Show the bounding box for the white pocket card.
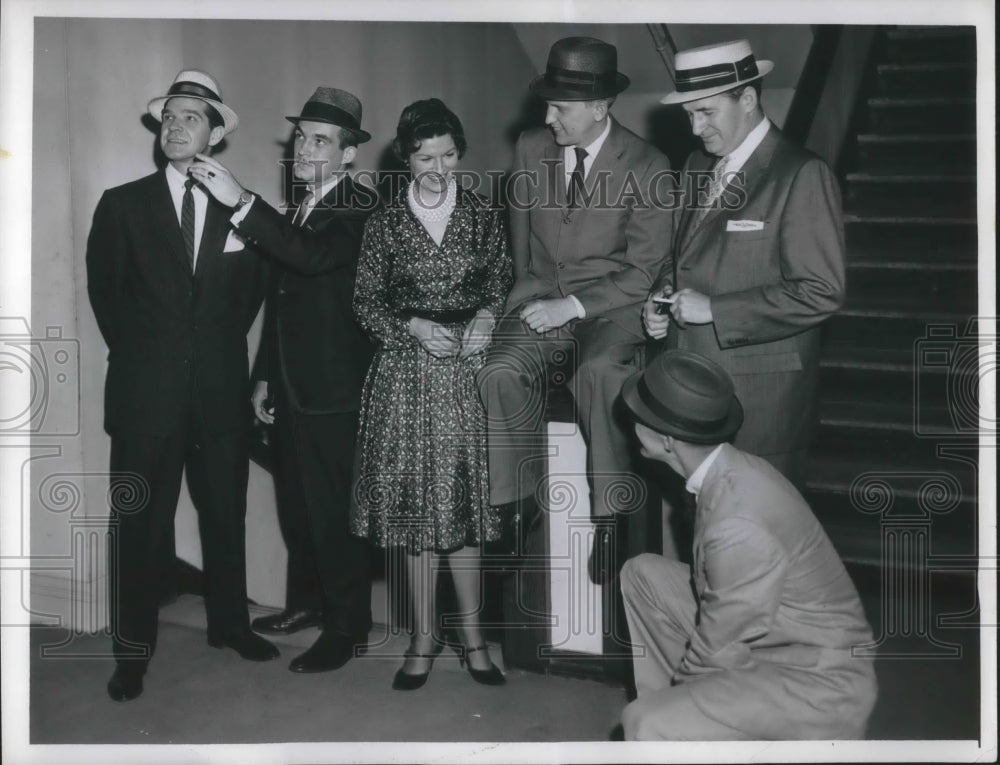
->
[726,219,765,232]
[222,230,247,253]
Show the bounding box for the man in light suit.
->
[617,350,877,740]
[190,87,377,673]
[86,70,276,703]
[644,40,846,488]
[479,37,673,577]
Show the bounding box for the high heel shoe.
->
[392,638,445,691]
[458,644,506,686]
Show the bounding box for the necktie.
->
[181,179,196,270]
[693,155,730,229]
[292,189,313,227]
[568,147,588,208]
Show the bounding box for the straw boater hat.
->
[621,350,744,445]
[148,69,239,135]
[286,87,371,143]
[530,36,631,101]
[661,39,774,105]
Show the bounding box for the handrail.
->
[646,24,678,87]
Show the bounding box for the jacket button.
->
[557,263,565,270]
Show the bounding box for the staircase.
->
[807,26,982,568]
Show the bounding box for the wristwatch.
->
[233,190,254,212]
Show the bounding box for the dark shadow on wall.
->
[646,104,699,171]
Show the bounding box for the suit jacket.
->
[506,119,673,338]
[679,444,876,738]
[657,127,846,456]
[86,170,268,438]
[238,176,375,415]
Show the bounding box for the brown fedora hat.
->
[621,350,743,444]
[530,36,630,101]
[286,87,371,143]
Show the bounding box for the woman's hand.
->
[459,311,495,359]
[409,317,460,358]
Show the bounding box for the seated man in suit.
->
[478,36,673,581]
[617,349,877,740]
[189,87,376,673]
[86,69,276,703]
[643,39,846,489]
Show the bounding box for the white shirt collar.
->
[720,116,770,176]
[685,443,725,499]
[563,116,612,179]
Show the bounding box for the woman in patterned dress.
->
[351,99,512,690]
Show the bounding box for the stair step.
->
[884,26,977,65]
[805,453,977,505]
[845,218,978,262]
[875,62,976,97]
[854,134,976,174]
[866,97,976,135]
[844,174,976,218]
[844,262,978,309]
[823,311,974,350]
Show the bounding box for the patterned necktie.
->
[693,155,730,229]
[181,179,196,270]
[568,147,588,208]
[292,189,313,227]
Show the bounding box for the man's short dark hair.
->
[725,81,763,101]
[391,98,467,163]
[337,127,367,151]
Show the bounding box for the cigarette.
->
[654,295,678,304]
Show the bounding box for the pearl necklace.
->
[408,177,456,223]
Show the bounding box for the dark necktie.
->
[292,189,313,227]
[568,147,588,208]
[181,178,196,270]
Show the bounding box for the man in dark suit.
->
[86,69,277,703]
[617,350,876,740]
[189,87,376,673]
[478,37,673,579]
[644,40,846,488]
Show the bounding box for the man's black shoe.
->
[288,629,367,673]
[251,608,323,635]
[107,665,144,702]
[208,629,280,661]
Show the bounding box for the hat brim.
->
[620,370,744,445]
[148,95,239,136]
[285,115,371,143]
[660,60,773,105]
[529,72,631,102]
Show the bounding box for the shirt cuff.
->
[568,295,586,319]
[229,195,256,226]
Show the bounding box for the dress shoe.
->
[208,629,280,661]
[456,644,506,686]
[288,629,365,673]
[251,608,323,635]
[107,665,144,702]
[392,637,446,691]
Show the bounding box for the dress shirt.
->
[165,163,207,268]
[231,171,347,227]
[718,116,771,182]
[685,443,725,499]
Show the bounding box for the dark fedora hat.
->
[286,87,371,143]
[621,350,743,444]
[530,36,630,101]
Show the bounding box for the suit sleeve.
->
[352,213,418,349]
[234,196,367,276]
[673,517,788,684]
[710,158,846,347]
[85,191,124,351]
[571,151,674,318]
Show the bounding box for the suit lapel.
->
[193,194,231,280]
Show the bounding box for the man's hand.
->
[459,311,495,359]
[643,286,672,339]
[520,297,579,334]
[188,153,244,208]
[668,288,713,328]
[251,380,274,425]
[409,317,460,358]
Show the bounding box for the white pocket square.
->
[222,230,246,253]
[727,219,764,232]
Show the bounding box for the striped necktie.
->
[181,179,196,270]
[693,155,730,229]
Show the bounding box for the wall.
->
[29,18,537,622]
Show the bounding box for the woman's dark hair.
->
[391,98,467,163]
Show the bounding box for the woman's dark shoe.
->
[391,638,445,691]
[459,644,506,686]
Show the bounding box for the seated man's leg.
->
[621,684,753,741]
[619,553,696,696]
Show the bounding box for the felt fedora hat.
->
[286,87,371,143]
[661,39,774,105]
[530,36,630,101]
[148,69,239,135]
[621,350,743,444]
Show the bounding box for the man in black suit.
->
[189,87,376,672]
[86,69,277,703]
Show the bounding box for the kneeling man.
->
[618,350,877,740]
